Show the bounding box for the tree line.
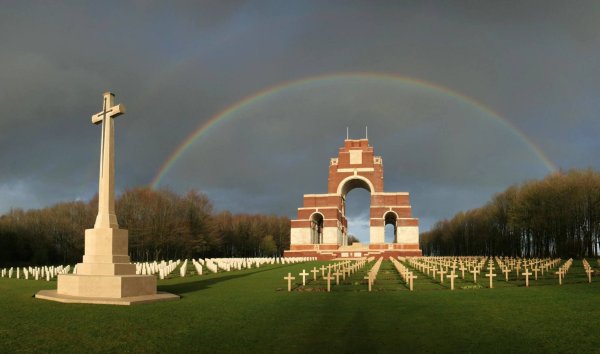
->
[0,188,290,267]
[421,169,600,258]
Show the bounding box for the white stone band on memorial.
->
[36,92,179,305]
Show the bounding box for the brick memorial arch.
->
[284,137,422,260]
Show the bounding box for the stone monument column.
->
[36,92,179,305]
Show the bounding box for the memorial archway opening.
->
[286,137,422,259]
[384,211,398,243]
[310,212,324,244]
[343,181,371,244]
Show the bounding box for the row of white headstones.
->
[1,257,316,281]
[0,265,71,281]
[136,257,316,279]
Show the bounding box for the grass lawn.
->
[1,259,598,353]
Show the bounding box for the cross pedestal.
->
[36,92,179,305]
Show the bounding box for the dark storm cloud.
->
[1,1,600,236]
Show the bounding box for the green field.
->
[1,259,598,353]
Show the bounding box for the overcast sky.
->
[2,1,600,242]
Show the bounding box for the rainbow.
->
[150,72,557,188]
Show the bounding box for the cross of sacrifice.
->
[310,267,319,281]
[485,267,497,288]
[323,272,334,292]
[299,269,309,286]
[447,271,458,290]
[91,92,125,229]
[522,268,532,287]
[284,273,295,292]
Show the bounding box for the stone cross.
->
[584,268,594,283]
[555,269,564,285]
[320,265,326,278]
[522,268,532,287]
[323,272,334,292]
[532,267,539,281]
[344,268,351,279]
[333,271,341,285]
[406,272,417,291]
[91,92,125,229]
[459,264,466,279]
[485,268,496,288]
[299,269,309,286]
[447,271,458,290]
[502,268,511,281]
[310,267,319,281]
[364,273,375,292]
[284,273,295,292]
[470,268,478,283]
[438,268,447,283]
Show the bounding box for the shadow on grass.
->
[304,303,378,353]
[339,308,378,353]
[158,265,294,296]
